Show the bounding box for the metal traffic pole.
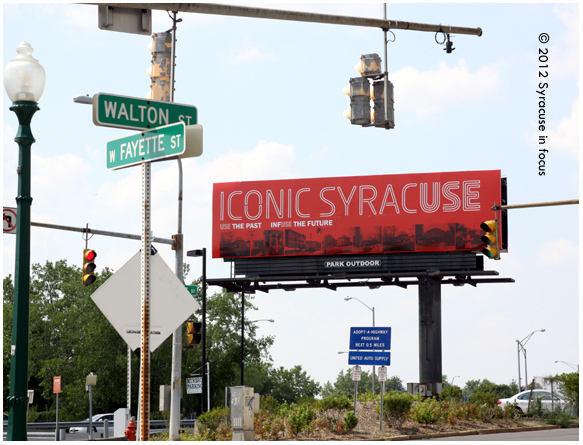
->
[138,158,152,441]
[168,10,185,441]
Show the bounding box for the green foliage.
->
[468,390,499,407]
[321,370,403,399]
[285,404,317,436]
[545,406,574,428]
[556,372,579,409]
[343,411,358,431]
[411,398,441,424]
[259,394,280,414]
[266,365,321,404]
[316,394,352,419]
[440,385,463,402]
[382,391,413,428]
[197,406,230,439]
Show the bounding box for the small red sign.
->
[53,376,61,394]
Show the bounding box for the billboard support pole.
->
[418,276,442,386]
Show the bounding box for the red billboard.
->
[212,170,503,259]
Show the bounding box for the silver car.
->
[497,390,567,413]
[69,413,114,434]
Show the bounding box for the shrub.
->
[411,398,441,424]
[545,407,573,428]
[197,406,230,439]
[440,385,463,402]
[335,419,347,434]
[285,404,316,436]
[316,395,352,420]
[468,391,499,407]
[260,394,280,413]
[382,391,413,428]
[255,410,285,440]
[343,411,358,431]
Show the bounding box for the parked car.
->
[3,413,8,427]
[498,390,567,413]
[69,413,114,434]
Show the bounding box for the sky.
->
[2,2,580,397]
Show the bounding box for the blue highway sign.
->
[348,351,391,366]
[349,327,391,350]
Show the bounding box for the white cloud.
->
[551,5,579,77]
[231,44,277,63]
[537,238,578,267]
[391,59,499,117]
[545,98,580,160]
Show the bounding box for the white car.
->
[69,413,114,434]
[497,390,567,413]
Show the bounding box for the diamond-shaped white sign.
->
[91,251,200,351]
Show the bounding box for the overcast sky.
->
[3,2,580,394]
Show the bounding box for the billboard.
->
[212,170,503,259]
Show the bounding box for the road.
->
[429,427,578,441]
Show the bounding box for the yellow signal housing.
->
[480,220,499,259]
[82,249,97,286]
[187,321,202,347]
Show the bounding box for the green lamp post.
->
[4,41,45,441]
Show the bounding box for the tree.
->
[180,282,275,413]
[3,261,277,420]
[556,372,578,411]
[265,365,321,404]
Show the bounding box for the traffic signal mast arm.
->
[491,199,578,211]
[87,3,483,36]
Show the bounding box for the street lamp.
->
[186,248,207,413]
[516,329,545,391]
[86,372,98,440]
[4,41,46,442]
[345,296,376,394]
[554,361,579,372]
[451,375,460,386]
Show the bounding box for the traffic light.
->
[186,320,202,347]
[82,249,97,286]
[480,220,499,259]
[146,31,172,101]
[344,53,394,129]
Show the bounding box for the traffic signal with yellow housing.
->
[344,54,394,129]
[82,249,97,286]
[146,32,172,102]
[480,220,499,259]
[187,320,202,347]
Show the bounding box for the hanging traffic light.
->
[146,31,172,101]
[372,80,395,129]
[82,249,97,286]
[186,320,202,347]
[480,220,499,259]
[344,53,394,129]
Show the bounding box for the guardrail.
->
[25,419,196,429]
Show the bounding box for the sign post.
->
[351,366,361,415]
[53,376,61,441]
[378,367,387,431]
[186,377,202,394]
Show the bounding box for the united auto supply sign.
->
[212,170,502,259]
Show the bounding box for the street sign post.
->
[93,93,197,131]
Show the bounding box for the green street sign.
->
[106,122,186,170]
[93,93,197,131]
[186,285,198,296]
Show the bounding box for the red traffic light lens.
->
[85,250,96,261]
